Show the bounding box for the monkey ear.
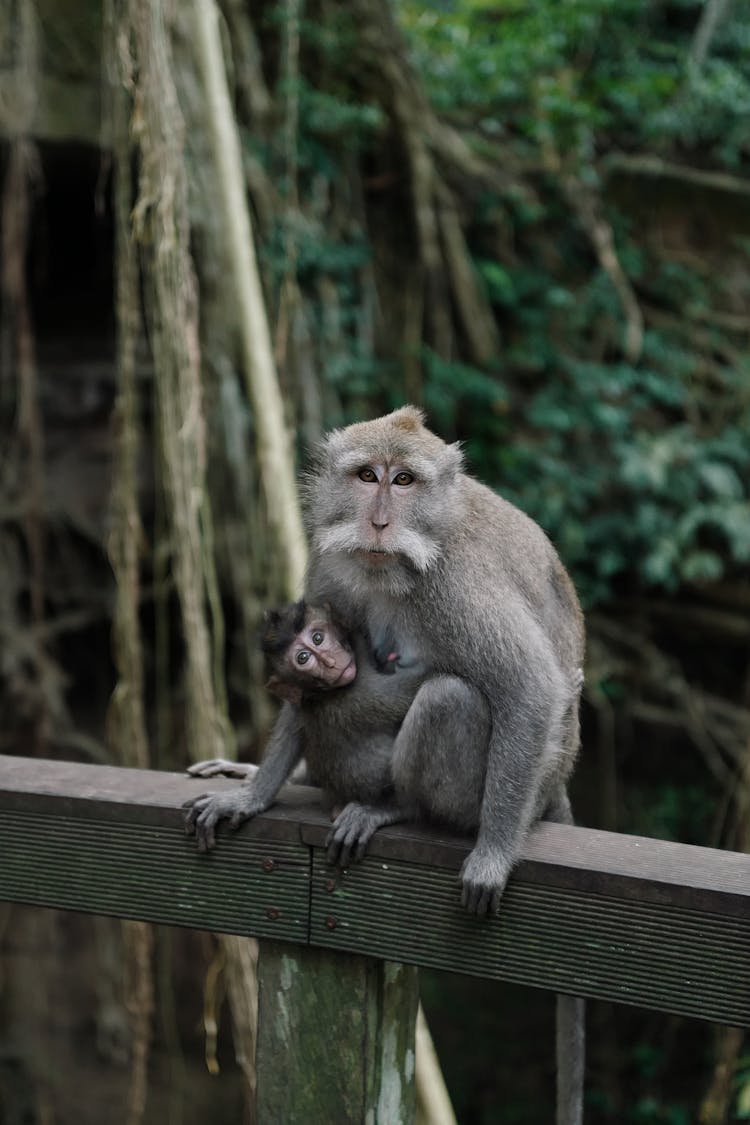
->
[444,441,464,474]
[265,677,303,706]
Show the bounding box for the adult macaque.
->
[186,406,584,903]
[185,406,585,1124]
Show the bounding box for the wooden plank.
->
[256,943,418,1125]
[301,818,750,920]
[1,756,748,1026]
[309,849,750,1027]
[0,756,314,943]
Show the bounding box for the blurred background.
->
[0,0,748,1121]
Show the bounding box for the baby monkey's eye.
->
[311,632,324,645]
[358,467,378,483]
[296,650,311,665]
[393,471,414,486]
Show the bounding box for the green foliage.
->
[628,1099,691,1125]
[459,238,750,605]
[625,783,715,846]
[392,0,750,604]
[402,0,750,165]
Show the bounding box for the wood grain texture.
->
[1,755,748,1025]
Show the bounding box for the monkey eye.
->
[358,467,378,483]
[393,471,414,486]
[311,631,324,646]
[296,650,311,665]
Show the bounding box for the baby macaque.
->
[187,602,414,805]
[261,601,357,704]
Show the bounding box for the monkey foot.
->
[458,848,512,915]
[326,801,399,867]
[183,788,265,852]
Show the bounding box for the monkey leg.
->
[391,675,490,832]
[326,801,411,867]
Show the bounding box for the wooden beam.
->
[0,755,748,1026]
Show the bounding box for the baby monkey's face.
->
[285,608,357,691]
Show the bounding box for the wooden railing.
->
[1,754,748,1121]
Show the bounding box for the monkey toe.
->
[183,794,232,851]
[326,828,354,867]
[326,804,376,866]
[182,795,206,834]
[459,850,510,915]
[460,880,493,915]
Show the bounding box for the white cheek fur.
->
[313,522,441,575]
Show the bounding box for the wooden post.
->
[256,942,419,1125]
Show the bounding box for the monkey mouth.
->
[356,547,395,565]
[335,659,357,686]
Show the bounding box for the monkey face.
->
[306,407,464,586]
[279,608,356,695]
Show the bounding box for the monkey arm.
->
[184,703,302,851]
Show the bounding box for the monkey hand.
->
[187,759,259,780]
[459,846,512,916]
[183,787,266,852]
[326,802,393,867]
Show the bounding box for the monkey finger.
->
[326,824,358,867]
[185,795,224,851]
[229,808,250,831]
[337,829,359,868]
[326,815,351,857]
[183,794,210,834]
[325,829,344,866]
[196,811,218,851]
[459,876,485,915]
[327,840,347,867]
[475,885,493,915]
[460,880,476,912]
[187,760,223,777]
